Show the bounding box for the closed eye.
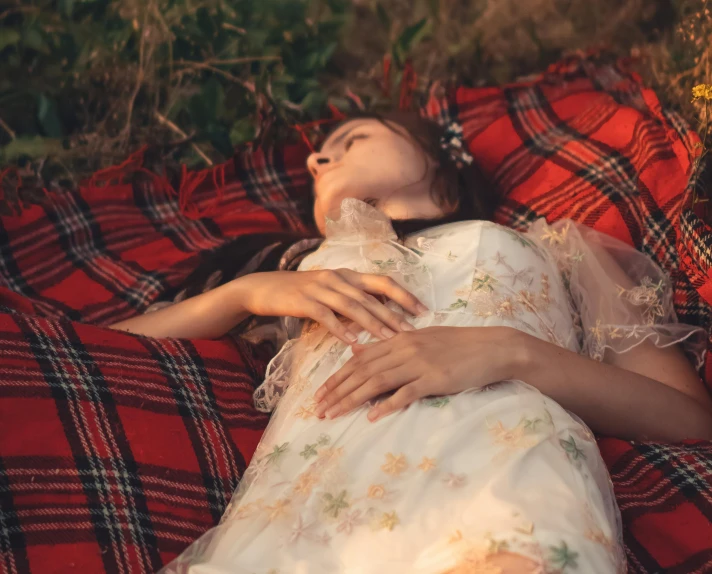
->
[345,134,369,151]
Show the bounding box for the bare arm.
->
[109,269,430,342]
[519,331,712,442]
[109,279,252,339]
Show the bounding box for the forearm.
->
[511,331,712,442]
[109,279,252,339]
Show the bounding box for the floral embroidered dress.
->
[165,199,705,574]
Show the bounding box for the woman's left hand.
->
[313,326,525,422]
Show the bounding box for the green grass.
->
[0,0,708,213]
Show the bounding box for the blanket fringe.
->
[83,146,232,220]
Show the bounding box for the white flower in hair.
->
[440,121,473,167]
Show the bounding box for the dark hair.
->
[172,111,498,303]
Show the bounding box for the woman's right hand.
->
[236,269,429,345]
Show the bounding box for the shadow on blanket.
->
[1,54,712,573]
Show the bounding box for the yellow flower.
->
[367,484,386,499]
[448,529,463,544]
[417,457,437,471]
[378,511,400,531]
[292,471,320,495]
[265,498,291,521]
[381,453,408,476]
[692,84,712,102]
[317,446,344,464]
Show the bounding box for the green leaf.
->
[0,29,21,52]
[37,94,64,138]
[0,137,63,163]
[376,2,391,30]
[318,41,337,67]
[395,17,431,54]
[23,26,49,54]
[206,127,233,158]
[201,76,225,120]
[427,0,440,20]
[59,0,75,18]
[196,7,214,38]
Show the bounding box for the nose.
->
[307,153,333,177]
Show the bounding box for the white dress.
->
[164,199,705,574]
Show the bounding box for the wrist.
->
[498,327,541,381]
[224,274,256,319]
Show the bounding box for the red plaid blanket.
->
[1,54,711,573]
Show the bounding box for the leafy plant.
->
[0,0,349,203]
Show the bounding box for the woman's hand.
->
[313,326,523,421]
[237,269,429,345]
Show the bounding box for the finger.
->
[368,381,426,422]
[335,282,416,335]
[312,286,399,342]
[314,351,404,416]
[321,364,417,420]
[313,341,392,402]
[339,269,429,317]
[306,303,361,345]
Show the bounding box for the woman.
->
[111,112,712,573]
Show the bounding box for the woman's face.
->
[308,118,446,235]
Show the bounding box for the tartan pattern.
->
[0,54,711,572]
[0,304,270,573]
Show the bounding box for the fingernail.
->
[381,327,396,339]
[345,331,358,343]
[400,321,414,331]
[416,303,429,315]
[325,405,341,419]
[314,402,327,417]
[367,409,379,422]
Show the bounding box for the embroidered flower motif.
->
[336,509,363,535]
[516,289,537,312]
[442,472,467,488]
[287,514,317,544]
[291,375,311,394]
[231,499,264,521]
[265,442,290,464]
[418,457,437,471]
[448,298,469,310]
[381,453,409,476]
[244,456,271,482]
[472,272,497,292]
[448,530,463,544]
[292,471,320,495]
[560,436,587,463]
[540,222,570,246]
[496,298,516,318]
[625,324,644,338]
[295,403,317,419]
[549,541,579,570]
[265,498,292,521]
[422,396,450,408]
[377,511,400,531]
[316,446,345,465]
[488,418,540,452]
[416,236,434,251]
[367,484,386,499]
[616,277,665,325]
[589,318,605,346]
[300,443,319,459]
[321,490,350,518]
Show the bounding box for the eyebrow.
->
[325,126,354,148]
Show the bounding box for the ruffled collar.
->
[324,198,398,243]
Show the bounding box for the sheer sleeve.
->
[527,219,706,369]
